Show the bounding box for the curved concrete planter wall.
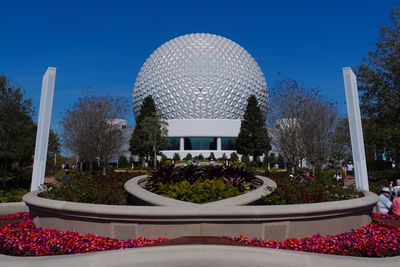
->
[23,191,378,241]
[124,175,276,206]
[0,245,397,267]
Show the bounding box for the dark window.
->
[221,137,236,150]
[163,137,180,150]
[184,137,217,150]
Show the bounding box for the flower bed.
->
[0,212,29,227]
[226,222,400,257]
[372,213,399,220]
[0,213,167,256]
[147,165,259,204]
[1,212,399,257]
[0,212,29,220]
[372,213,400,227]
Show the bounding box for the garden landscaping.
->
[38,166,364,205]
[261,171,364,205]
[39,171,148,205]
[0,212,399,257]
[146,165,259,204]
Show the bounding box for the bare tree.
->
[270,79,306,173]
[270,79,338,173]
[61,94,127,174]
[300,92,338,172]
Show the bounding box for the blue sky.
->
[0,0,396,133]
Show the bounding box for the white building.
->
[132,33,269,158]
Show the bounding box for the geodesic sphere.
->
[133,33,268,119]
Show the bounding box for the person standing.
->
[346,161,354,176]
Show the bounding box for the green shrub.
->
[277,154,285,169]
[40,171,148,205]
[160,153,169,166]
[183,153,192,161]
[173,153,181,161]
[261,171,363,205]
[367,160,391,171]
[156,179,241,204]
[230,152,239,163]
[118,155,129,168]
[208,152,216,161]
[219,153,228,161]
[0,188,28,203]
[370,169,400,183]
[241,154,250,165]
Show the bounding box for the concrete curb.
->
[0,244,398,267]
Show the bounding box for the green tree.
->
[230,152,239,163]
[118,155,129,168]
[241,154,250,165]
[236,95,271,158]
[0,75,36,190]
[358,7,400,161]
[129,96,168,167]
[46,129,61,174]
[173,153,181,161]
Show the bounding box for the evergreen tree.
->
[358,7,400,161]
[129,96,168,167]
[173,153,181,161]
[241,154,250,166]
[230,152,239,163]
[236,95,271,158]
[118,155,129,168]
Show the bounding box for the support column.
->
[342,67,369,191]
[217,137,222,151]
[180,137,184,151]
[31,67,56,191]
